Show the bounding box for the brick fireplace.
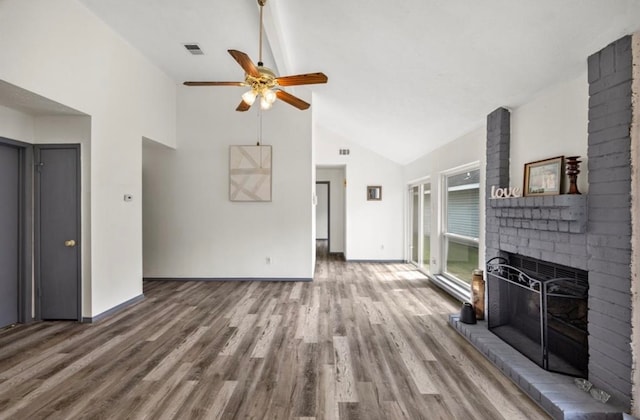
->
[475,34,637,416]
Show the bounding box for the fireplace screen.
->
[487,256,588,377]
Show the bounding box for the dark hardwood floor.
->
[0,240,549,419]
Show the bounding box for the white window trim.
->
[440,161,480,177]
[447,183,480,192]
[443,232,479,246]
[408,185,421,266]
[439,162,481,291]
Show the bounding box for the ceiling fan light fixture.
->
[263,89,277,105]
[241,90,257,105]
[260,96,273,110]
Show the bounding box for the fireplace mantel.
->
[489,194,587,233]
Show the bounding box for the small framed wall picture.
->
[367,185,382,201]
[523,156,563,196]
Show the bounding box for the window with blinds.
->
[447,188,479,238]
[443,168,480,284]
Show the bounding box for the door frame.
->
[316,181,330,251]
[0,137,34,324]
[407,184,421,265]
[34,144,82,322]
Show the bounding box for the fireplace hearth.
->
[486,255,588,378]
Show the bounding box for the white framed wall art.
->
[229,145,272,202]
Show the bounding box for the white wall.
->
[404,127,486,273]
[316,167,345,253]
[0,0,177,317]
[0,105,35,142]
[511,72,589,193]
[142,87,314,279]
[315,126,404,260]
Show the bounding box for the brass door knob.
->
[64,240,76,247]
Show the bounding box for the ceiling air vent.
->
[183,43,204,55]
[339,149,350,155]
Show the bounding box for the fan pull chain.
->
[257,106,262,146]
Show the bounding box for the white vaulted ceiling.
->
[79,0,640,164]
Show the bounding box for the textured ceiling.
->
[79,0,640,164]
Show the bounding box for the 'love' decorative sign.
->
[490,185,521,198]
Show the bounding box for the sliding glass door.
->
[408,181,432,273]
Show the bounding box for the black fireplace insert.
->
[487,255,588,377]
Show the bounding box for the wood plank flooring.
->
[0,242,550,419]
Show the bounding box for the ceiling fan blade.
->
[276,72,328,87]
[236,100,251,112]
[228,49,260,78]
[183,81,245,86]
[276,90,310,110]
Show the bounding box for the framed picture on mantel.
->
[523,156,563,196]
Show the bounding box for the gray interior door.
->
[37,145,80,320]
[0,143,20,327]
[316,182,329,240]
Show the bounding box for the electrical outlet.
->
[266,257,272,265]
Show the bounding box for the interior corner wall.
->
[315,126,404,261]
[510,72,589,193]
[142,87,314,279]
[0,105,35,141]
[0,0,177,317]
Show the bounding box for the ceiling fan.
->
[183,0,328,112]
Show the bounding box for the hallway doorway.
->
[316,166,346,257]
